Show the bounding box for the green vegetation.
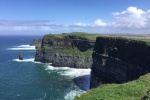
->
[96,34,150,43]
[37,32,96,56]
[68,32,101,41]
[43,46,54,51]
[43,32,102,41]
[37,46,92,56]
[74,73,150,100]
[37,46,56,51]
[37,32,150,56]
[43,32,150,44]
[57,48,92,56]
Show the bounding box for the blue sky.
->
[0,0,150,35]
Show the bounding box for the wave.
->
[12,58,35,62]
[64,90,85,100]
[45,65,91,78]
[45,65,69,70]
[12,58,41,63]
[61,68,91,77]
[7,45,35,50]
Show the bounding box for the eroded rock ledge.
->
[90,36,150,88]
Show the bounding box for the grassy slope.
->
[74,73,150,100]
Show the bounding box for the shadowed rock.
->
[73,75,91,91]
[90,37,150,88]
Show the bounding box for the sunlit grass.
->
[74,73,150,100]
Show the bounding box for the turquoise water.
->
[0,36,90,100]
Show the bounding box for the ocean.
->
[0,35,91,100]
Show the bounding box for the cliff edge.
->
[90,36,150,88]
[75,36,150,100]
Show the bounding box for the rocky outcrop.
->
[30,39,42,46]
[19,52,23,60]
[35,34,95,68]
[90,37,150,88]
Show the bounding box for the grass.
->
[96,34,150,43]
[43,32,102,41]
[57,48,92,56]
[37,46,93,56]
[37,32,98,55]
[37,46,54,51]
[37,32,150,56]
[74,73,150,100]
[44,32,150,43]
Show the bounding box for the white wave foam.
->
[64,90,85,100]
[12,58,43,64]
[12,58,35,62]
[61,68,91,77]
[34,61,42,64]
[7,45,35,50]
[44,65,90,99]
[46,65,91,78]
[46,65,69,70]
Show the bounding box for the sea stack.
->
[19,52,23,60]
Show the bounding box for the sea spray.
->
[45,65,91,78]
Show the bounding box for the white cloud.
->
[93,19,107,26]
[113,7,144,15]
[111,6,150,29]
[1,6,150,35]
[74,19,107,27]
[74,22,88,27]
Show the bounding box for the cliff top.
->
[43,32,102,41]
[37,32,96,55]
[96,35,150,44]
[74,73,150,100]
[44,32,150,43]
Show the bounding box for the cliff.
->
[30,38,42,46]
[75,73,150,100]
[75,36,150,100]
[35,33,98,68]
[90,37,150,88]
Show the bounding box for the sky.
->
[0,0,150,35]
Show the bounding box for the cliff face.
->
[90,37,150,88]
[35,34,95,68]
[35,51,92,68]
